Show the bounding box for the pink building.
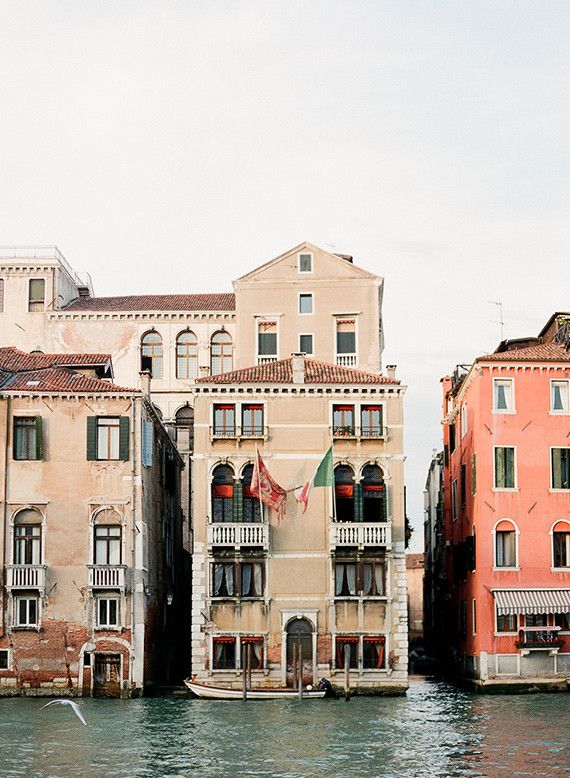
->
[437,313,570,689]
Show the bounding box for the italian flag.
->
[294,446,334,514]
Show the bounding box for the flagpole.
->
[331,442,337,522]
[255,446,264,523]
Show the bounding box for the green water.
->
[0,680,568,777]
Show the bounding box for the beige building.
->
[0,348,183,696]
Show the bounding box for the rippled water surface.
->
[1,680,569,777]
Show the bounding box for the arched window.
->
[210,331,233,375]
[175,405,194,448]
[335,465,355,522]
[93,508,122,565]
[494,520,517,568]
[242,464,261,523]
[176,331,198,379]
[362,465,386,523]
[212,464,234,523]
[13,509,42,565]
[553,521,570,568]
[141,332,163,378]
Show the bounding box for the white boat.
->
[184,678,326,700]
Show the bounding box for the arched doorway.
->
[286,618,313,687]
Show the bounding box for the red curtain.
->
[213,484,233,498]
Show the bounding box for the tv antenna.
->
[488,300,505,341]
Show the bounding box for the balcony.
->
[208,523,269,550]
[211,426,268,441]
[336,354,357,368]
[5,564,47,592]
[516,626,563,655]
[240,426,268,441]
[331,426,386,440]
[257,356,277,365]
[211,426,237,440]
[87,565,128,590]
[330,522,391,550]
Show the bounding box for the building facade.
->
[431,314,570,688]
[0,349,183,696]
[190,354,408,692]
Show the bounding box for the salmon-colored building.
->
[434,313,570,689]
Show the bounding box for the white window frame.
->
[14,594,40,628]
[255,317,279,364]
[460,404,468,437]
[492,519,519,570]
[298,292,314,315]
[550,520,570,570]
[298,252,313,274]
[298,332,314,355]
[550,446,570,491]
[333,314,358,366]
[95,595,121,630]
[494,606,519,636]
[550,380,569,415]
[210,401,267,439]
[492,445,518,491]
[493,377,515,413]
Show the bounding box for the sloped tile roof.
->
[0,368,134,393]
[62,293,235,312]
[197,357,400,385]
[0,347,111,372]
[477,342,570,363]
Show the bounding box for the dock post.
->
[344,644,351,701]
[242,643,247,701]
[298,640,303,700]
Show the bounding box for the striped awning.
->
[493,589,570,616]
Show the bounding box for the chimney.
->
[139,369,151,397]
[386,364,397,380]
[291,353,305,384]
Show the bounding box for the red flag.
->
[250,451,287,522]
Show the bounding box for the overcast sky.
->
[1,1,569,550]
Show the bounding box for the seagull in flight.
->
[41,699,87,725]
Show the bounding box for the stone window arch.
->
[212,464,235,522]
[210,331,233,376]
[141,331,163,378]
[176,330,198,379]
[13,508,43,565]
[334,464,355,522]
[361,464,386,522]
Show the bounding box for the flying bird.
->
[41,699,87,725]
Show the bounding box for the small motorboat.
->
[184,678,326,700]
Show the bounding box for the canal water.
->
[0,680,568,777]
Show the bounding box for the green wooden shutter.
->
[354,482,363,522]
[119,416,130,461]
[233,481,243,523]
[34,416,43,460]
[86,417,97,461]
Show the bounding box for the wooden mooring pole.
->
[298,640,303,700]
[242,643,247,701]
[344,643,351,701]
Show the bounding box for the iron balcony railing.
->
[211,426,268,440]
[87,565,128,590]
[329,522,391,550]
[331,426,386,440]
[5,564,47,592]
[208,522,269,550]
[516,626,563,650]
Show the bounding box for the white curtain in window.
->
[346,564,356,595]
[253,563,262,596]
[214,565,223,596]
[363,564,372,595]
[374,565,384,595]
[225,564,234,596]
[242,564,252,596]
[335,565,344,596]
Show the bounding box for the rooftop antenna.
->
[489,300,505,341]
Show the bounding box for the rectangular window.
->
[494,447,516,489]
[15,596,38,627]
[493,378,514,412]
[551,381,569,413]
[299,253,312,272]
[299,333,313,355]
[0,649,8,669]
[554,612,570,631]
[335,637,358,669]
[257,321,277,361]
[553,531,570,568]
[360,405,383,437]
[460,464,466,507]
[240,562,264,597]
[241,404,264,437]
[551,448,570,489]
[96,597,119,628]
[13,417,42,460]
[495,530,516,567]
[451,479,458,520]
[212,563,236,597]
[332,405,355,436]
[96,417,120,460]
[212,637,236,669]
[362,637,385,669]
[496,610,517,633]
[94,526,121,565]
[361,561,385,596]
[449,423,456,454]
[299,293,313,314]
[335,562,357,596]
[460,404,468,437]
[14,524,42,565]
[28,278,45,311]
[336,320,356,358]
[213,404,236,437]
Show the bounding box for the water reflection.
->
[0,681,568,777]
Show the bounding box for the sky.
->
[1,1,569,551]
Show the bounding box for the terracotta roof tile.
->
[197,357,399,385]
[477,342,570,362]
[0,368,134,394]
[0,347,111,372]
[62,293,235,312]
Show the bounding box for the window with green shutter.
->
[119,416,130,461]
[13,417,42,460]
[494,447,515,488]
[87,416,129,461]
